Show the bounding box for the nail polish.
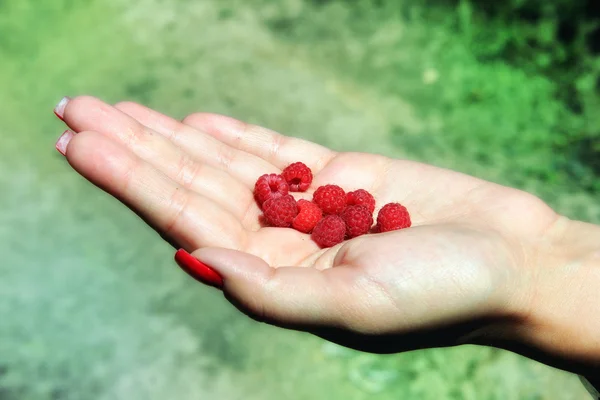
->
[55,130,74,156]
[174,249,224,289]
[54,96,71,120]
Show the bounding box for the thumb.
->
[174,248,346,330]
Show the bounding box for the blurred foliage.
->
[257,0,600,193]
[445,0,600,191]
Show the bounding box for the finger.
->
[112,101,278,185]
[61,96,255,221]
[65,131,245,249]
[190,247,354,330]
[182,113,336,172]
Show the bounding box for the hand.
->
[55,96,582,366]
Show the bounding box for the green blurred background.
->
[1,0,599,398]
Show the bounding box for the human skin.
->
[54,96,600,384]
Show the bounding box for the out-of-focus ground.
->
[0,0,598,399]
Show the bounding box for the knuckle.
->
[217,144,236,170]
[117,157,139,197]
[182,113,204,126]
[175,154,202,189]
[114,101,139,111]
[269,132,285,161]
[163,187,190,238]
[247,268,279,324]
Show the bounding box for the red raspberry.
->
[346,189,376,214]
[292,200,323,233]
[254,173,289,207]
[311,215,346,248]
[282,162,313,192]
[263,195,298,227]
[340,205,373,238]
[376,203,411,233]
[313,184,346,215]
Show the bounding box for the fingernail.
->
[174,249,224,289]
[55,130,74,156]
[54,96,71,120]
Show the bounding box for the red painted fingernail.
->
[174,249,224,289]
[55,130,74,156]
[54,96,71,120]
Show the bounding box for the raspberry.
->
[341,205,373,238]
[313,184,346,215]
[376,203,411,233]
[311,215,346,248]
[346,189,376,214]
[282,162,313,192]
[254,173,289,208]
[263,195,298,227]
[292,200,323,233]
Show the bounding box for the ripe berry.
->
[341,205,373,238]
[292,200,323,233]
[313,184,346,215]
[263,195,298,227]
[254,173,289,207]
[346,189,376,214]
[282,162,313,192]
[311,215,346,248]
[376,203,411,233]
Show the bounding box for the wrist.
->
[529,216,600,368]
[476,215,600,375]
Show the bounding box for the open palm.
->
[58,96,556,351]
